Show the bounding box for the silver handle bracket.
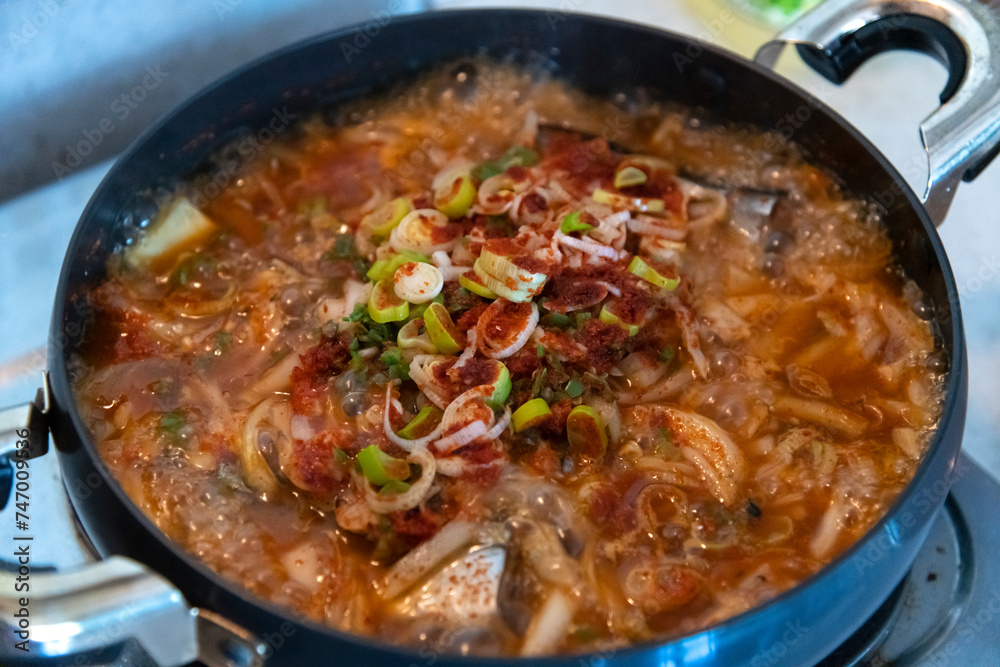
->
[755,0,1000,226]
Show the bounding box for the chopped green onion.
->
[659,347,674,363]
[544,312,571,329]
[379,480,412,496]
[368,280,409,324]
[362,197,413,238]
[501,145,539,169]
[473,247,548,303]
[485,362,512,409]
[160,410,187,444]
[473,145,539,181]
[459,271,499,299]
[565,378,584,398]
[537,344,545,358]
[593,188,665,213]
[393,261,444,304]
[560,211,594,234]
[367,250,431,282]
[423,302,464,354]
[599,303,640,336]
[397,406,443,440]
[380,347,410,380]
[331,233,358,260]
[512,398,551,432]
[531,367,548,398]
[614,165,648,189]
[628,256,680,290]
[566,405,608,459]
[357,444,410,486]
[434,174,477,219]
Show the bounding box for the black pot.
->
[20,2,1000,665]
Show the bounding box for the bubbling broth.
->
[73,62,943,656]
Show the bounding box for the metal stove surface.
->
[838,454,1000,666]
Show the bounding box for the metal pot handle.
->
[755,0,1000,226]
[0,383,267,667]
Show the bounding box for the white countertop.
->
[0,0,997,572]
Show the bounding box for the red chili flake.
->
[504,343,542,379]
[576,320,629,374]
[481,299,533,347]
[290,336,350,414]
[589,483,637,536]
[289,432,340,495]
[540,137,616,195]
[389,505,450,546]
[539,398,572,438]
[456,358,500,389]
[430,222,465,244]
[455,302,490,333]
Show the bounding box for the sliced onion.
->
[452,329,478,372]
[383,380,444,452]
[382,520,478,598]
[434,457,467,477]
[165,282,237,318]
[678,179,728,227]
[441,385,494,430]
[627,216,686,241]
[487,407,512,440]
[439,265,468,281]
[595,280,622,298]
[602,210,632,227]
[363,447,437,514]
[555,231,626,261]
[432,160,475,191]
[435,420,490,455]
[436,455,505,478]
[521,591,574,657]
[477,172,530,215]
[478,301,539,359]
[431,250,452,267]
[409,355,454,409]
[397,319,437,354]
[240,398,282,495]
[390,208,461,254]
[474,269,535,303]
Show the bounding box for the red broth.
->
[72,63,943,656]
